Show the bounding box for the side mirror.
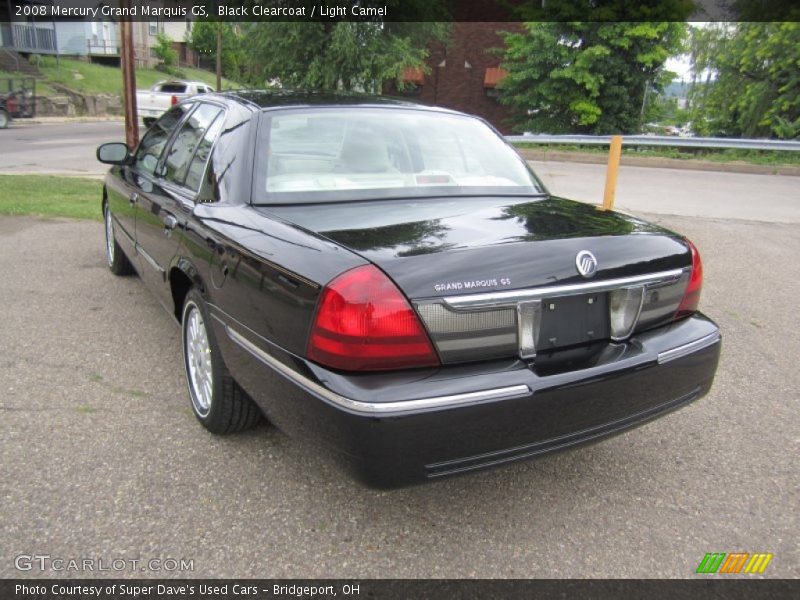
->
[97,142,131,165]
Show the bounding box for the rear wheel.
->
[182,288,262,434]
[0,109,9,129]
[104,202,135,275]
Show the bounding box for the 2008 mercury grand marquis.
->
[97,91,720,487]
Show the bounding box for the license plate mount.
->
[537,292,610,349]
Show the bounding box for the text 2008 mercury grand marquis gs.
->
[97,91,720,487]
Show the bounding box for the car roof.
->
[157,80,213,87]
[207,89,462,115]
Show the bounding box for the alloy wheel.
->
[104,206,115,266]
[184,303,214,416]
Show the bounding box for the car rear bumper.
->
[211,310,720,488]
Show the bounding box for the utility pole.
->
[216,22,222,91]
[120,16,139,148]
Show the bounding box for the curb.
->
[517,149,800,177]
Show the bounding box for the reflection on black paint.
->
[326,219,451,256]
[293,196,667,258]
[498,197,647,239]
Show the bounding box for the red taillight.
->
[170,95,178,106]
[6,96,17,113]
[675,238,703,320]
[307,265,439,371]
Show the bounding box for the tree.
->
[188,21,245,85]
[153,33,178,69]
[241,21,448,92]
[499,22,687,134]
[684,23,726,135]
[693,23,800,139]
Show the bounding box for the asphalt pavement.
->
[0,120,125,177]
[0,121,798,579]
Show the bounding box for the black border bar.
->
[5,0,800,22]
[2,579,799,600]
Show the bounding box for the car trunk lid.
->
[258,196,692,363]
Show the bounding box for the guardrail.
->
[506,134,800,152]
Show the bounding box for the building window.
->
[148,22,158,36]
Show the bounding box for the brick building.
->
[384,23,523,134]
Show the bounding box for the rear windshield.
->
[159,83,187,93]
[253,108,543,204]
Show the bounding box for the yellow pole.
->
[601,135,623,211]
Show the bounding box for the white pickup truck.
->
[137,80,215,127]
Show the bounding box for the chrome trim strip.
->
[657,332,721,364]
[135,244,165,274]
[114,216,135,246]
[443,268,686,310]
[224,325,532,414]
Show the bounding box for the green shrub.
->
[153,33,178,68]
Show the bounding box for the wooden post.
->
[120,17,139,149]
[216,23,222,92]
[601,135,622,211]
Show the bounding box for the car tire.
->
[182,288,262,434]
[0,109,9,129]
[104,202,135,276]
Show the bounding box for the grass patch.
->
[513,143,800,167]
[34,58,240,97]
[0,175,101,221]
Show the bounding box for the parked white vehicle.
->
[137,81,215,127]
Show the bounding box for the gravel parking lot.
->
[1,208,797,579]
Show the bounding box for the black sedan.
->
[97,91,720,487]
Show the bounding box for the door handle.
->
[129,192,138,205]
[163,214,178,233]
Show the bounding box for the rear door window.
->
[184,114,226,193]
[162,103,224,189]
